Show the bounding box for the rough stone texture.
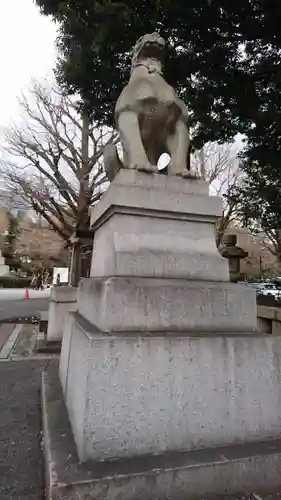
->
[78,277,258,333]
[44,361,281,500]
[90,211,229,281]
[60,313,281,463]
[89,172,227,284]
[84,170,257,334]
[90,169,213,229]
[107,168,209,193]
[59,311,74,394]
[0,359,50,500]
[61,169,261,495]
[47,286,77,342]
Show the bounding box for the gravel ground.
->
[0,359,50,500]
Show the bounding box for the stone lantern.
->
[220,234,248,282]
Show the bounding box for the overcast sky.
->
[0,0,57,127]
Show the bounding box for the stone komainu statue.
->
[104,32,194,181]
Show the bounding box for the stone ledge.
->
[42,362,281,500]
[110,169,209,194]
[78,277,257,333]
[36,339,61,354]
[258,306,281,322]
[49,285,78,304]
[90,170,222,229]
[71,310,260,339]
[90,212,229,280]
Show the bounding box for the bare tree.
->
[0,82,118,285]
[16,215,66,274]
[191,142,242,246]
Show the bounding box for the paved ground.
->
[0,298,49,322]
[0,295,51,499]
[0,288,50,301]
[0,359,50,500]
[0,359,281,500]
[0,324,15,350]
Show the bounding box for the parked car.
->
[258,283,281,299]
[246,282,265,296]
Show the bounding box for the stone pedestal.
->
[47,285,77,342]
[52,170,281,497]
[61,313,281,463]
[59,171,262,463]
[89,170,229,282]
[0,249,9,276]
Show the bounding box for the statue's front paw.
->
[178,170,201,179]
[136,164,157,174]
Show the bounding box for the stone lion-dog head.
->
[131,32,165,72]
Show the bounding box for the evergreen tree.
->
[35,0,281,148]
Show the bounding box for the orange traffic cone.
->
[24,288,30,299]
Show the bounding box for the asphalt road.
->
[0,289,50,322]
[0,359,50,500]
[0,288,50,301]
[0,291,51,499]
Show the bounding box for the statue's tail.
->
[103,143,123,182]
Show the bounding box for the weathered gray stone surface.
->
[90,212,229,280]
[45,360,281,499]
[106,168,209,192]
[90,170,229,281]
[90,171,222,227]
[60,313,281,463]
[59,160,265,500]
[47,285,77,342]
[59,310,74,395]
[78,277,257,333]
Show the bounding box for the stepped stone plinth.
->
[43,31,281,500]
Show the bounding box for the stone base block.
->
[36,339,61,354]
[43,361,281,500]
[78,277,257,333]
[0,264,10,276]
[89,170,229,282]
[60,312,281,463]
[47,285,77,342]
